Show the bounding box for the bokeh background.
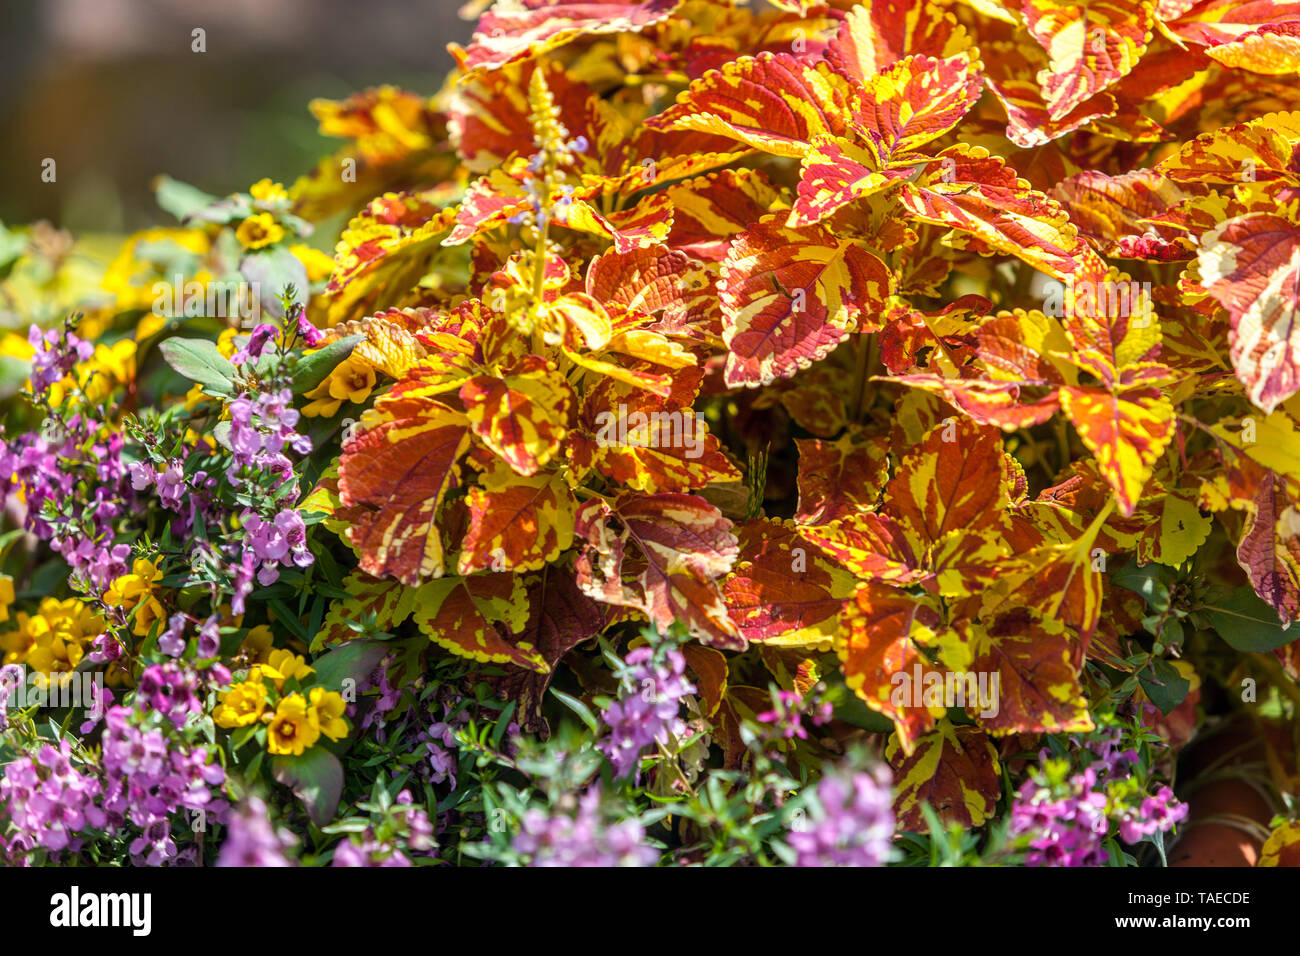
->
[0,0,475,232]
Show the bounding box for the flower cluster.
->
[757,688,834,742]
[213,650,348,757]
[332,791,436,867]
[599,642,695,778]
[99,705,228,865]
[512,788,658,868]
[0,739,104,860]
[215,795,295,867]
[27,324,92,397]
[1010,730,1189,867]
[788,764,895,868]
[227,389,311,491]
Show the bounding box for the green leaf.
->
[292,334,363,395]
[311,640,389,694]
[154,176,220,223]
[550,689,599,734]
[158,337,237,397]
[240,246,307,321]
[1139,658,1190,716]
[1200,587,1295,653]
[271,748,343,826]
[0,223,26,281]
[1112,561,1174,612]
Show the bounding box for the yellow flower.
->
[239,625,275,664]
[103,558,165,638]
[0,333,33,362]
[0,597,104,674]
[308,687,349,741]
[267,694,320,755]
[214,678,268,728]
[78,340,137,405]
[290,244,335,282]
[250,178,288,203]
[0,575,13,624]
[216,327,240,359]
[236,213,285,250]
[101,227,210,312]
[302,355,377,417]
[265,648,314,688]
[135,312,168,342]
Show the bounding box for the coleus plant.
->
[305,0,1300,757]
[1,0,1300,866]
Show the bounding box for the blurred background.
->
[0,0,475,232]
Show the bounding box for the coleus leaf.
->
[312,571,419,651]
[1157,0,1300,47]
[1155,111,1300,189]
[1052,169,1190,260]
[1234,475,1300,622]
[647,52,857,158]
[895,144,1097,281]
[662,168,786,262]
[1059,375,1175,516]
[318,311,430,380]
[969,607,1094,735]
[824,0,973,81]
[885,417,1009,547]
[1022,0,1155,122]
[1196,208,1300,413]
[837,583,948,751]
[719,215,893,387]
[886,719,1002,828]
[722,519,857,650]
[412,572,545,671]
[1260,821,1300,867]
[1202,21,1300,74]
[583,378,741,493]
[488,567,614,734]
[982,35,1120,148]
[457,0,684,74]
[324,191,457,326]
[336,395,470,586]
[794,430,889,524]
[460,355,574,476]
[789,53,982,227]
[574,492,742,648]
[458,464,578,575]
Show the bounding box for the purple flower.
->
[599,644,695,778]
[216,796,294,867]
[1010,770,1112,867]
[512,787,658,867]
[27,324,92,396]
[232,323,277,365]
[197,615,221,658]
[296,313,325,347]
[0,738,105,858]
[136,663,200,727]
[789,764,895,867]
[1117,785,1189,844]
[158,613,188,658]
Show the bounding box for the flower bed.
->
[0,0,1299,868]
